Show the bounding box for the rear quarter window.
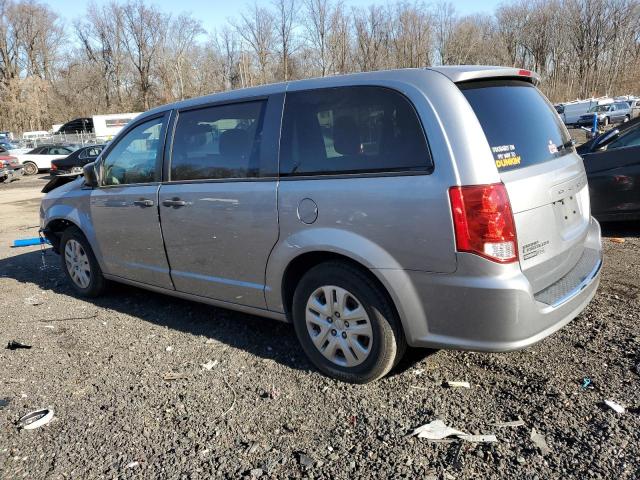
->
[460,80,572,172]
[280,86,432,176]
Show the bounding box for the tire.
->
[291,261,406,383]
[624,115,630,123]
[23,161,38,176]
[60,227,106,297]
[603,117,609,127]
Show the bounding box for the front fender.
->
[40,191,105,271]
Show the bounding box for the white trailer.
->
[23,130,50,140]
[556,97,613,125]
[92,113,141,141]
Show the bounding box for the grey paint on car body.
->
[41,66,602,354]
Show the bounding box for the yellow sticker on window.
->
[491,145,521,169]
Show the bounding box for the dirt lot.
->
[0,175,639,479]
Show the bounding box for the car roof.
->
[140,65,540,121]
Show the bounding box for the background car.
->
[15,144,75,175]
[577,117,640,221]
[630,99,640,119]
[0,146,23,182]
[577,101,632,127]
[50,144,104,175]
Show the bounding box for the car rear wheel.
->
[603,117,609,126]
[23,162,38,176]
[60,227,106,297]
[291,261,406,383]
[624,115,630,123]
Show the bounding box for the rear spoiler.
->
[426,66,541,85]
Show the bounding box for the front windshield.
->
[588,105,610,113]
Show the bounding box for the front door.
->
[90,114,174,289]
[159,96,282,308]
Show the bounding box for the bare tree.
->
[352,4,390,71]
[304,0,332,76]
[389,1,432,68]
[121,0,168,109]
[273,0,297,80]
[233,3,275,85]
[156,14,204,102]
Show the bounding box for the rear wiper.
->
[557,139,575,152]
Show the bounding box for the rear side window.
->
[460,80,572,172]
[80,147,102,159]
[50,147,71,155]
[171,101,265,181]
[280,86,431,176]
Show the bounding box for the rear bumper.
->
[391,217,602,352]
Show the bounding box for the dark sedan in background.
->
[50,144,104,176]
[578,117,640,221]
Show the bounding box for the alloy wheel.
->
[64,239,91,289]
[23,162,37,176]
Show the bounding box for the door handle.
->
[133,199,154,207]
[162,198,187,208]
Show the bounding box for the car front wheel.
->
[292,261,406,383]
[60,227,106,297]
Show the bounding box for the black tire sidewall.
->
[60,228,105,297]
[292,262,402,383]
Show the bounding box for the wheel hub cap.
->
[305,285,373,367]
[64,239,91,289]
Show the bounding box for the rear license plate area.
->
[554,195,581,227]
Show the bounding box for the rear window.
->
[460,80,572,172]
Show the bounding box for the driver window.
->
[102,117,164,186]
[607,128,640,150]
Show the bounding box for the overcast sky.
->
[46,0,503,33]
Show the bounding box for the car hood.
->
[42,175,84,195]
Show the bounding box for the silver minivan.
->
[41,66,602,383]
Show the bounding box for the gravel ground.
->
[1,175,639,480]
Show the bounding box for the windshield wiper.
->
[557,139,575,152]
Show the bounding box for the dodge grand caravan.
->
[40,66,602,383]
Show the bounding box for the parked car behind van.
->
[0,146,23,182]
[40,67,602,383]
[50,144,104,176]
[557,98,613,126]
[629,99,640,119]
[16,144,76,175]
[577,101,632,127]
[577,117,640,221]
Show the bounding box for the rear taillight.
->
[448,183,518,264]
[50,163,57,171]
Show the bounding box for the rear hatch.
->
[460,79,591,292]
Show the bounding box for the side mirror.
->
[83,161,98,188]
